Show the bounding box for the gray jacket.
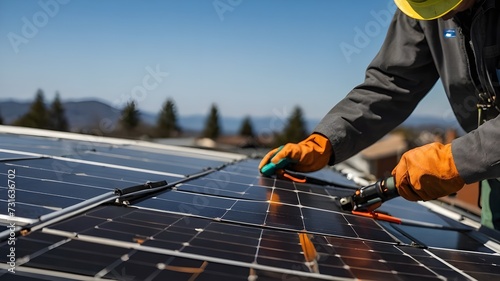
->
[314,0,499,184]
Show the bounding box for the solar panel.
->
[62,149,225,176]
[0,158,176,221]
[378,197,469,229]
[133,161,395,242]
[0,130,241,225]
[4,204,494,280]
[0,151,35,161]
[0,134,115,157]
[0,126,499,280]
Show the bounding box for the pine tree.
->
[239,116,254,137]
[202,103,221,140]
[120,100,141,131]
[13,89,50,129]
[49,92,69,131]
[157,98,181,137]
[275,105,308,145]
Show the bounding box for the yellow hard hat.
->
[394,0,464,20]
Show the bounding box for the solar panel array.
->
[0,126,499,280]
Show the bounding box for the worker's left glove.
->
[259,133,332,176]
[392,142,465,201]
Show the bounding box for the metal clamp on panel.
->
[114,180,168,196]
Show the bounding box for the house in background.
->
[358,133,408,179]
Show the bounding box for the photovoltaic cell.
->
[378,196,469,229]
[0,188,81,209]
[303,168,360,188]
[77,146,228,169]
[394,224,495,253]
[0,187,495,280]
[1,129,499,281]
[15,158,179,184]
[67,152,207,176]
[399,246,500,280]
[0,155,179,220]
[429,248,500,280]
[0,134,113,157]
[0,205,445,280]
[135,166,396,242]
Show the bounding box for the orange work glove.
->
[259,133,332,176]
[392,142,465,201]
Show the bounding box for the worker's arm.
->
[318,10,500,184]
[260,10,438,175]
[315,9,439,165]
[452,116,500,183]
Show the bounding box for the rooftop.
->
[0,125,499,280]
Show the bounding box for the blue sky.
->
[0,0,452,121]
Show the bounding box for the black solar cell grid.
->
[0,131,498,281]
[4,204,493,280]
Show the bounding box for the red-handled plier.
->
[351,210,472,231]
[351,210,402,224]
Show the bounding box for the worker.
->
[259,0,500,231]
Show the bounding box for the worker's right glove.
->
[259,133,332,176]
[392,142,465,201]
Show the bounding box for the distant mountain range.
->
[0,99,461,134]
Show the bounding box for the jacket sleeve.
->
[452,116,500,183]
[314,10,440,164]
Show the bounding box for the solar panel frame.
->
[1,127,499,281]
[3,204,489,281]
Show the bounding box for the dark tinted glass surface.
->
[1,132,498,281]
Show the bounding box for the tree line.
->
[7,89,69,131]
[1,89,310,147]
